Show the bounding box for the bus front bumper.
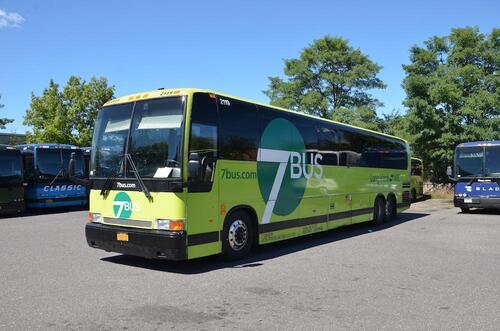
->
[454,197,500,209]
[0,201,24,215]
[85,223,187,260]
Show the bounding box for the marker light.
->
[156,219,184,231]
[88,212,102,223]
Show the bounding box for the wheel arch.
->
[224,205,259,244]
[374,193,386,204]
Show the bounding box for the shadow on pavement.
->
[460,209,500,215]
[412,194,432,203]
[0,205,88,219]
[101,211,429,275]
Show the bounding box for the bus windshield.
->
[456,145,500,178]
[36,148,84,178]
[456,147,484,178]
[0,149,22,180]
[485,146,500,177]
[91,97,185,179]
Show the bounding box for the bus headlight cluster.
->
[88,212,102,223]
[456,193,468,197]
[156,219,184,231]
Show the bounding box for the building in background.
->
[0,133,26,145]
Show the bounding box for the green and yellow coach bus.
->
[410,157,424,201]
[85,88,411,260]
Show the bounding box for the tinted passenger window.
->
[411,159,422,176]
[189,93,218,187]
[191,93,218,125]
[190,93,218,158]
[291,115,319,164]
[337,129,362,166]
[316,124,338,166]
[219,98,259,161]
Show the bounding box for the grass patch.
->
[424,183,454,201]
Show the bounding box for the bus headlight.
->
[156,219,184,231]
[88,212,102,223]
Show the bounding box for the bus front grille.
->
[103,217,152,229]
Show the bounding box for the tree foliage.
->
[403,27,500,183]
[24,76,114,146]
[264,35,386,125]
[0,94,14,130]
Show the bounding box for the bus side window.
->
[189,93,218,186]
[219,98,259,161]
[316,124,339,166]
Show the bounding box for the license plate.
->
[464,198,472,203]
[117,232,129,242]
[46,199,53,203]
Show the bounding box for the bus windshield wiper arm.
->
[125,153,152,201]
[48,165,65,186]
[100,171,122,196]
[100,157,124,196]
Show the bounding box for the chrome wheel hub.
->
[228,220,248,251]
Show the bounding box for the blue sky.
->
[0,0,498,133]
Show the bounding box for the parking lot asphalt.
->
[1,200,499,330]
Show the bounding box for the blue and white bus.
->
[81,147,91,179]
[18,144,88,208]
[0,145,25,215]
[449,141,500,212]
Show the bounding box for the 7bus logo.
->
[113,192,140,219]
[257,118,324,225]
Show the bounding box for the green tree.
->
[264,35,386,128]
[24,76,114,146]
[403,27,500,183]
[330,106,383,131]
[0,94,14,130]
[379,110,415,144]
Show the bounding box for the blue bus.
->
[0,145,25,215]
[18,144,88,208]
[448,141,500,212]
[81,147,91,179]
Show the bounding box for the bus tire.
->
[373,196,385,225]
[460,207,470,213]
[411,188,417,202]
[221,210,254,260]
[385,194,397,222]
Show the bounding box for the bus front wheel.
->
[460,207,470,213]
[221,210,254,260]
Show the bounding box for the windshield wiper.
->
[48,165,66,186]
[100,171,122,196]
[100,157,125,197]
[125,153,152,201]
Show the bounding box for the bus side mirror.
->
[68,152,76,177]
[446,166,454,180]
[188,153,201,180]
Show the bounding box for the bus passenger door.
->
[186,93,220,259]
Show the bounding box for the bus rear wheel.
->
[411,188,417,202]
[373,197,385,225]
[221,210,254,260]
[385,195,397,222]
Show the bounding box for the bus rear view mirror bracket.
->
[446,166,456,182]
